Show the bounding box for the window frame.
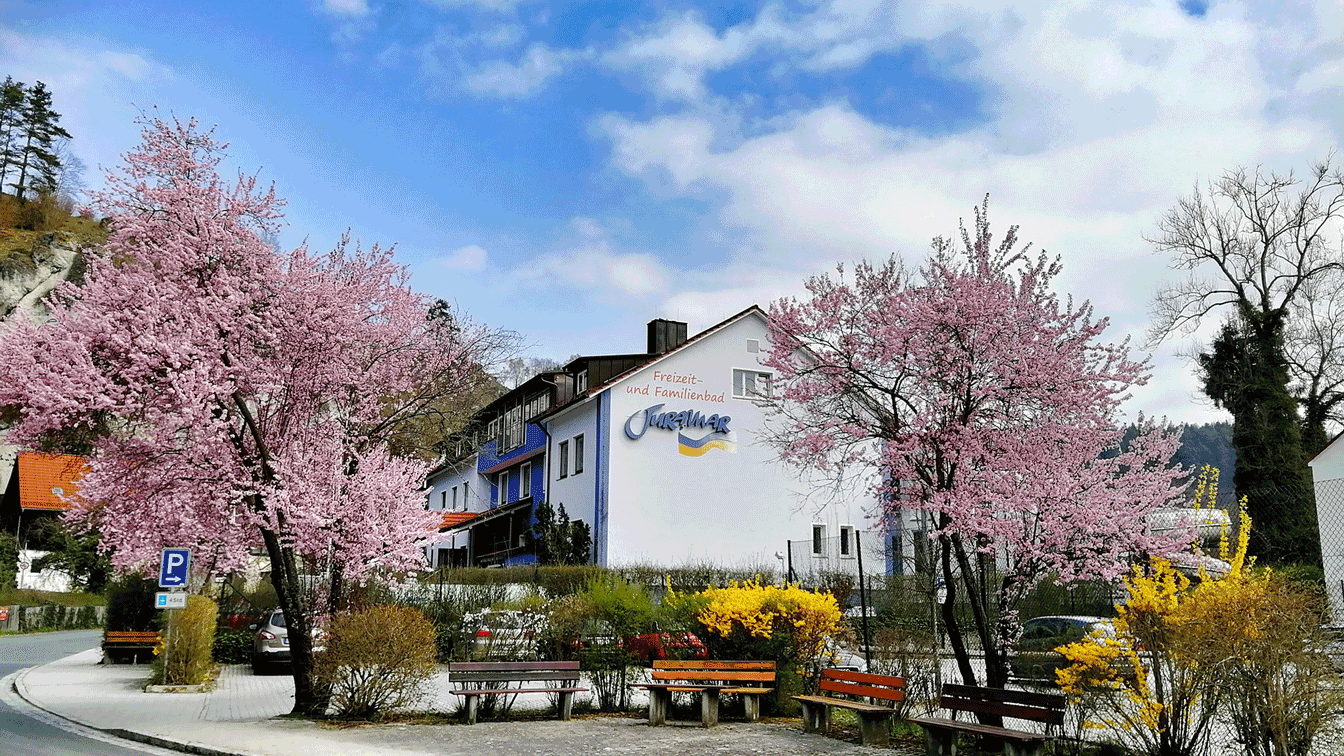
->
[573,434,584,475]
[812,524,826,556]
[732,368,772,400]
[558,440,569,479]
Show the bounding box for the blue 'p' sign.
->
[159,548,191,588]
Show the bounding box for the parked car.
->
[467,609,543,660]
[1009,615,1133,684]
[820,642,868,673]
[251,609,291,674]
[622,629,708,661]
[250,609,326,674]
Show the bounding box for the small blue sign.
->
[159,548,191,588]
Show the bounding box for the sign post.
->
[158,548,192,674]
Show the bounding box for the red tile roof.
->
[16,452,88,511]
[439,511,479,531]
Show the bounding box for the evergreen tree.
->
[10,81,71,199]
[0,76,26,194]
[1199,312,1318,563]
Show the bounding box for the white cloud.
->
[439,245,489,270]
[420,0,531,12]
[587,0,1344,423]
[321,0,371,16]
[462,43,583,99]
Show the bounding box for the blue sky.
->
[4,0,1344,423]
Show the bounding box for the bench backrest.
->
[651,660,776,685]
[940,684,1066,726]
[819,669,906,706]
[105,631,160,642]
[448,660,582,684]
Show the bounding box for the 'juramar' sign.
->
[624,404,731,440]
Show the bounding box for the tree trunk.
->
[259,526,328,716]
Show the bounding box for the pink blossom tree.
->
[764,200,1190,693]
[0,117,505,713]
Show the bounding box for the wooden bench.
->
[633,660,775,727]
[793,669,907,747]
[102,630,160,664]
[446,661,587,724]
[908,683,1066,756]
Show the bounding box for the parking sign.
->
[159,548,191,588]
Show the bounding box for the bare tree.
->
[1148,158,1344,564]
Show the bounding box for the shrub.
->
[156,594,218,685]
[105,575,158,632]
[212,629,253,664]
[0,533,17,591]
[666,579,842,714]
[866,624,939,719]
[1057,492,1343,756]
[317,604,438,720]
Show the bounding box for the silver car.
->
[251,609,291,674]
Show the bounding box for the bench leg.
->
[798,700,830,733]
[700,688,720,727]
[558,691,574,721]
[464,696,479,725]
[743,695,760,722]
[857,711,893,748]
[922,726,957,756]
[648,689,670,726]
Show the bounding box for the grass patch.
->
[0,588,107,606]
[0,191,105,278]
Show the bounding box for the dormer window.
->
[577,369,588,393]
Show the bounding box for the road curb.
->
[10,657,255,756]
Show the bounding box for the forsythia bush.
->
[668,579,841,664]
[317,604,438,719]
[1059,469,1342,756]
[157,594,218,685]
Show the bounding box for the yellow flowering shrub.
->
[1057,473,1339,756]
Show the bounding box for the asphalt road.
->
[0,629,175,756]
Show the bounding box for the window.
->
[463,480,469,507]
[812,524,825,556]
[440,491,447,509]
[733,369,771,399]
[519,462,531,500]
[577,370,588,393]
[746,338,760,353]
[840,525,854,557]
[498,470,510,506]
[451,486,458,511]
[573,434,584,475]
[437,548,450,567]
[558,440,569,479]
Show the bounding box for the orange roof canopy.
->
[16,452,88,511]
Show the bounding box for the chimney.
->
[647,319,688,354]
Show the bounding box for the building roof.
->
[16,452,88,511]
[536,304,767,422]
[439,511,479,531]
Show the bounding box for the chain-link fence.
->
[1312,477,1344,623]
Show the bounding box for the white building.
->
[425,306,886,574]
[1311,434,1344,622]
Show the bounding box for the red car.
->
[622,631,708,661]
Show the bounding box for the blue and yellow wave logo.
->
[678,431,737,457]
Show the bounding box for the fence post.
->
[855,531,871,670]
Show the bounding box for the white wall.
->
[600,312,879,570]
[424,456,486,566]
[545,403,598,550]
[15,549,72,592]
[1311,437,1344,623]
